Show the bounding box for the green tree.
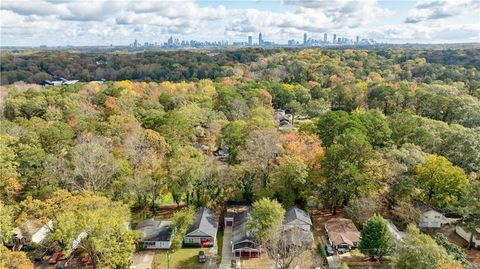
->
[0,202,13,244]
[434,234,469,268]
[248,198,285,237]
[321,128,377,214]
[394,225,457,269]
[359,214,394,260]
[170,207,195,249]
[20,190,138,269]
[414,154,469,210]
[272,155,308,207]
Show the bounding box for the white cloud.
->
[0,0,478,46]
[405,0,480,23]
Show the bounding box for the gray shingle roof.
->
[136,219,173,242]
[232,208,253,244]
[232,208,258,250]
[285,207,312,226]
[185,207,218,238]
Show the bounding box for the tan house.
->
[325,218,360,252]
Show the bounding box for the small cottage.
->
[136,219,174,249]
[184,207,218,247]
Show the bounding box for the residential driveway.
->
[219,226,234,269]
[131,250,155,269]
[327,255,340,269]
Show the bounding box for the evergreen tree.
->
[359,214,394,259]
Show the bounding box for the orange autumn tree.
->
[280,132,323,167]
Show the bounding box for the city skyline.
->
[129,31,376,50]
[1,0,479,46]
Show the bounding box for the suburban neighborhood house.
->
[456,225,480,248]
[183,207,218,247]
[231,208,260,258]
[136,219,174,249]
[416,203,446,228]
[283,207,314,247]
[9,219,53,247]
[325,218,360,252]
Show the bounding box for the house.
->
[9,220,53,246]
[325,218,360,252]
[284,207,313,232]
[385,219,405,241]
[416,203,446,228]
[184,207,218,247]
[232,208,260,258]
[42,77,78,86]
[455,225,480,248]
[283,208,314,247]
[136,219,174,249]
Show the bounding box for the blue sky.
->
[1,0,479,46]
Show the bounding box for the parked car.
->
[48,252,64,264]
[198,251,206,263]
[200,241,214,247]
[325,244,334,256]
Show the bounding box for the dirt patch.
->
[448,232,480,264]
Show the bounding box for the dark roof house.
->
[285,207,312,226]
[136,219,173,249]
[232,208,259,257]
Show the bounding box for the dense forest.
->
[1,48,479,268]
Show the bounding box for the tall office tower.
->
[324,33,327,43]
[133,39,138,47]
[258,32,263,45]
[303,32,307,45]
[248,35,253,46]
[333,34,337,44]
[356,36,359,44]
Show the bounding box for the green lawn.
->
[216,230,224,265]
[153,248,204,269]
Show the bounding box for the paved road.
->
[131,250,155,269]
[218,226,234,269]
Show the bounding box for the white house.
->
[136,219,174,249]
[455,226,480,248]
[183,207,218,247]
[10,219,53,246]
[416,203,446,228]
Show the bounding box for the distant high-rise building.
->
[167,36,173,46]
[324,33,327,43]
[248,36,253,46]
[333,34,337,44]
[258,32,263,45]
[133,39,138,47]
[303,32,307,45]
[356,36,359,44]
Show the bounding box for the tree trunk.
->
[469,231,474,250]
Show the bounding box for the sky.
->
[0,0,479,46]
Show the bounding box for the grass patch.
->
[153,248,204,269]
[216,230,224,265]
